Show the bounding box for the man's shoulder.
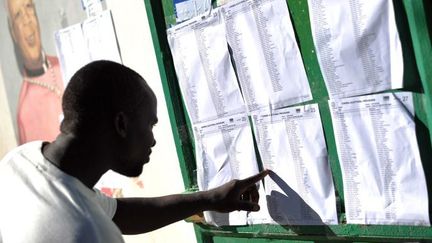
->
[0,141,43,166]
[0,142,124,242]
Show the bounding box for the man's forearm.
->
[113,191,211,234]
[112,171,268,234]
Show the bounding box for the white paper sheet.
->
[82,10,122,63]
[329,92,429,225]
[174,0,212,23]
[222,0,312,112]
[55,23,90,86]
[55,10,122,87]
[252,104,338,225]
[82,0,104,17]
[194,113,260,225]
[308,0,403,98]
[168,11,246,124]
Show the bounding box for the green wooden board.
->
[144,0,432,241]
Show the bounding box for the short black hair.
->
[61,60,153,134]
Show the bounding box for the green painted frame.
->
[144,0,432,241]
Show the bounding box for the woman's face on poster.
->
[7,0,42,70]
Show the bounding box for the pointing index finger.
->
[239,169,270,187]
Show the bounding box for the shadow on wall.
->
[267,171,336,236]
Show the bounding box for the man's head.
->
[62,60,158,176]
[6,0,43,71]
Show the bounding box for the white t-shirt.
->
[0,141,125,243]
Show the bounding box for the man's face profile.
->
[7,0,42,71]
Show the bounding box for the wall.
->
[0,68,17,157]
[106,0,197,242]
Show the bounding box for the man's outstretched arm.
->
[112,170,269,234]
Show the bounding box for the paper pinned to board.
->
[81,0,104,17]
[222,0,313,112]
[174,0,212,23]
[82,10,122,64]
[251,104,338,225]
[167,11,246,124]
[55,10,122,86]
[308,0,403,98]
[193,113,260,226]
[329,92,429,225]
[55,23,90,86]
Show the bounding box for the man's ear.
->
[114,112,128,138]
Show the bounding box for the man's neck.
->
[42,133,110,189]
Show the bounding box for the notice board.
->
[144,0,432,241]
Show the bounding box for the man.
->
[0,60,268,242]
[6,0,64,144]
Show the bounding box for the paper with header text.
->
[252,104,338,225]
[330,92,429,225]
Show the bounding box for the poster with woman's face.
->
[0,0,85,144]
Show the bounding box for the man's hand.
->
[113,170,269,234]
[204,170,269,213]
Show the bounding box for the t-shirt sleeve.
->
[93,189,117,218]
